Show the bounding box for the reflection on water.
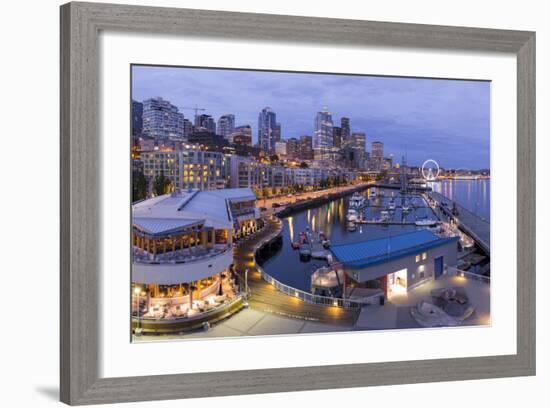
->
[432,179,490,221]
[262,190,427,292]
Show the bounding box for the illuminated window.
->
[415,254,421,263]
[422,252,427,260]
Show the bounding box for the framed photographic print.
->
[60,2,536,405]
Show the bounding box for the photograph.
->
[130,64,491,341]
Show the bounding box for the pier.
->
[426,191,490,254]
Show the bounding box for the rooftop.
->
[132,188,256,233]
[330,230,458,269]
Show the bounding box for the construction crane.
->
[179,105,206,122]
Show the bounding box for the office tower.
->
[341,117,351,147]
[258,107,278,153]
[371,141,384,171]
[299,135,314,161]
[142,97,185,139]
[313,108,334,161]
[132,100,143,136]
[286,137,299,160]
[217,114,236,140]
[195,114,216,134]
[333,126,342,149]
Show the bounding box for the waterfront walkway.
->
[427,191,490,254]
[233,217,360,326]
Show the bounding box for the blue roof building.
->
[330,230,458,298]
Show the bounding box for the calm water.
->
[261,188,435,292]
[431,179,490,221]
[261,180,490,292]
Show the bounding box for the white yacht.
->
[415,219,437,227]
[349,192,365,209]
[346,208,359,222]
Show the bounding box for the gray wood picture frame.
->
[60,1,536,405]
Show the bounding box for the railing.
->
[133,245,231,264]
[260,270,380,309]
[446,266,490,284]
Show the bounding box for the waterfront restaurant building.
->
[330,230,459,299]
[131,188,259,333]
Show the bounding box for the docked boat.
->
[380,210,391,222]
[346,208,359,222]
[388,199,396,211]
[299,244,311,258]
[349,192,365,209]
[347,222,357,232]
[402,198,411,213]
[415,219,437,227]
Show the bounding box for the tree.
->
[269,154,279,163]
[299,162,309,169]
[153,169,171,196]
[132,169,148,202]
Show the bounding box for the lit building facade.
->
[258,107,278,153]
[140,149,227,191]
[230,125,252,146]
[371,141,384,171]
[314,108,334,162]
[217,114,235,140]
[131,188,260,333]
[299,135,314,161]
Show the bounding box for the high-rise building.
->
[286,138,299,160]
[341,117,351,147]
[140,149,227,191]
[274,141,287,157]
[258,107,278,153]
[230,125,252,146]
[142,97,185,140]
[273,123,281,143]
[217,114,235,140]
[371,141,384,171]
[195,114,216,134]
[299,135,314,161]
[132,100,143,136]
[182,119,194,139]
[351,132,366,153]
[333,126,342,149]
[313,108,334,161]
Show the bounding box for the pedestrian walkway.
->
[233,216,360,327]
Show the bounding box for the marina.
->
[260,182,489,297]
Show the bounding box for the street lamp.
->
[134,286,143,336]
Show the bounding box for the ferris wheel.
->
[421,159,440,181]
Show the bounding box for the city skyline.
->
[132,65,491,169]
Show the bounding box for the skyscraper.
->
[182,119,194,139]
[142,97,185,139]
[258,107,277,153]
[341,117,351,147]
[299,135,314,161]
[313,108,334,161]
[131,100,143,136]
[195,114,216,134]
[351,132,366,153]
[371,141,384,171]
[217,114,235,140]
[286,138,299,160]
[333,126,342,149]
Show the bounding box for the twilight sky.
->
[132,65,490,169]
